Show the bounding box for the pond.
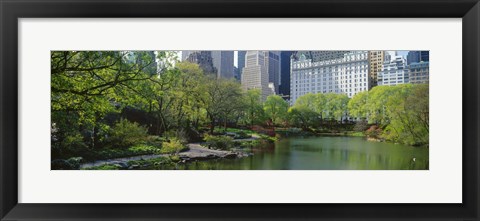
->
[166,136,428,170]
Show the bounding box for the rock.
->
[128,164,139,170]
[223,153,238,159]
[112,162,129,169]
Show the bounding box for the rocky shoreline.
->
[80,142,253,169]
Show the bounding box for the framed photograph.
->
[1,0,479,220]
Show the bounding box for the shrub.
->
[365,125,382,139]
[235,131,251,139]
[353,120,368,132]
[106,119,149,148]
[203,134,234,150]
[83,164,122,170]
[128,144,162,154]
[66,157,83,169]
[164,129,188,145]
[161,138,187,154]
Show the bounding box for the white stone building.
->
[290,51,370,104]
[378,56,409,86]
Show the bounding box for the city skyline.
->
[179,50,428,102]
[180,50,411,68]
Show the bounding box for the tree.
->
[242,89,266,126]
[323,93,349,122]
[263,95,289,126]
[200,77,243,134]
[287,106,318,129]
[348,91,369,120]
[51,51,163,148]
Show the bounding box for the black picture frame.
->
[1,0,479,220]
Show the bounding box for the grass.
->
[213,127,259,136]
[346,131,366,137]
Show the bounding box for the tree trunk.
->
[209,115,215,134]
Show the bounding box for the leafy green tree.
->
[200,77,243,134]
[264,95,289,126]
[348,91,369,120]
[287,106,318,129]
[242,89,266,126]
[51,51,162,148]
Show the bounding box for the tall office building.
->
[420,51,429,62]
[241,51,273,101]
[181,50,192,61]
[407,51,429,65]
[237,51,247,78]
[290,51,370,104]
[264,51,281,94]
[408,61,429,84]
[233,66,240,81]
[368,51,385,86]
[211,51,234,79]
[378,56,409,86]
[182,51,234,79]
[279,51,293,96]
[185,51,217,74]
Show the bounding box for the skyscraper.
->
[237,51,247,77]
[241,51,273,101]
[420,51,429,62]
[368,51,385,86]
[279,51,293,96]
[264,51,281,94]
[407,51,429,65]
[181,50,192,61]
[185,51,217,74]
[182,51,234,79]
[211,51,234,79]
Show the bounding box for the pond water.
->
[168,136,428,170]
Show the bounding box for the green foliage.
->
[287,106,318,129]
[323,93,349,121]
[242,89,267,126]
[203,134,234,150]
[164,129,189,145]
[347,91,369,119]
[292,93,350,125]
[348,84,429,146]
[263,95,289,125]
[161,138,187,154]
[83,164,122,170]
[106,119,149,148]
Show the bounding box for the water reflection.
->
[164,136,429,170]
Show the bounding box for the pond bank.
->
[80,138,257,169]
